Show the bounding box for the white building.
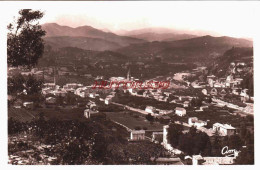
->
[213,123,236,136]
[183,101,190,108]
[175,107,186,117]
[188,117,207,128]
[145,106,156,114]
[84,109,91,118]
[23,102,34,109]
[105,95,113,105]
[202,89,208,95]
[130,130,145,141]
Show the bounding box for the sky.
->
[2,1,260,38]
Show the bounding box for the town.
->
[7,9,254,165]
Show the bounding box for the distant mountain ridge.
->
[126,32,197,42]
[116,35,253,64]
[41,23,253,65]
[44,36,122,51]
[42,23,146,51]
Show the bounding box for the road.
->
[111,102,148,115]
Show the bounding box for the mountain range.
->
[42,23,146,51]
[41,23,253,65]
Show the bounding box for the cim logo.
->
[221,146,240,157]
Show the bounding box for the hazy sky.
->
[3,1,259,38]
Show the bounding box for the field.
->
[8,108,37,122]
[105,111,164,131]
[8,107,86,122]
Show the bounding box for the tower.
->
[127,68,131,81]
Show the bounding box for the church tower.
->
[127,68,131,81]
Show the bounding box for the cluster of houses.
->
[84,101,99,119]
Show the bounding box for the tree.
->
[228,135,243,150]
[92,133,108,162]
[167,123,183,147]
[234,147,254,165]
[145,113,154,122]
[7,9,46,68]
[8,74,43,96]
[212,129,222,156]
[189,126,197,137]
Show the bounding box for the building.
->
[152,132,163,143]
[105,97,112,105]
[210,88,218,96]
[84,109,91,118]
[43,83,57,90]
[23,102,34,109]
[130,130,145,141]
[188,117,207,128]
[183,101,190,108]
[213,123,236,136]
[105,95,114,105]
[175,107,186,117]
[45,97,56,104]
[84,107,99,119]
[89,93,96,98]
[207,75,216,84]
[202,89,208,95]
[145,106,156,114]
[63,83,83,92]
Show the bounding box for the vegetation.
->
[8,115,167,165]
[7,9,46,68]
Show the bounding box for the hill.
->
[126,32,197,42]
[44,36,122,51]
[116,35,253,64]
[42,23,146,50]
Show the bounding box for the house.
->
[159,110,173,115]
[202,89,208,95]
[188,117,207,128]
[84,108,99,119]
[130,130,145,141]
[145,106,156,114]
[23,102,34,109]
[220,89,227,97]
[175,107,186,117]
[152,132,163,143]
[53,90,67,97]
[183,101,190,108]
[89,93,96,98]
[45,97,56,104]
[240,89,249,97]
[210,88,218,96]
[105,96,113,105]
[207,75,216,84]
[226,75,234,82]
[232,88,242,95]
[84,109,90,118]
[213,123,236,136]
[63,83,83,92]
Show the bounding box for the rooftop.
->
[213,123,236,130]
[131,130,145,134]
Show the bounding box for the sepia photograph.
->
[1,0,258,166]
